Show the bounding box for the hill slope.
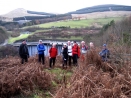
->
[0,8,55,18]
[68,4,131,14]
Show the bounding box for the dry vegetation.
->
[54,49,131,98]
[0,47,131,98]
[28,28,100,42]
[0,56,52,98]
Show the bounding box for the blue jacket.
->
[37,44,45,54]
[99,48,110,61]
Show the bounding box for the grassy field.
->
[34,17,122,28]
[8,34,31,43]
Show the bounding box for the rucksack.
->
[82,45,87,50]
[84,45,88,50]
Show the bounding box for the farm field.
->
[8,34,31,43]
[25,17,123,28]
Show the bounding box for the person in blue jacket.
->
[99,44,110,61]
[37,40,45,65]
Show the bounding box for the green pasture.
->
[35,17,122,28]
[8,34,31,43]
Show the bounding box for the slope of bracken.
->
[0,49,131,98]
[55,50,131,98]
[0,56,52,98]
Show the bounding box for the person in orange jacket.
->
[72,41,80,66]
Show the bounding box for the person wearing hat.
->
[19,39,29,64]
[99,44,110,61]
[49,43,58,69]
[72,41,80,66]
[37,40,45,65]
[62,43,68,69]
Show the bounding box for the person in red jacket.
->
[72,41,80,66]
[49,43,58,69]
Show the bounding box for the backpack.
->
[84,45,88,50]
[82,45,87,50]
[106,50,110,58]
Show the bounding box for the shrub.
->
[0,44,18,58]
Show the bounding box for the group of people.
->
[19,39,110,69]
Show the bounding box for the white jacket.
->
[67,45,72,56]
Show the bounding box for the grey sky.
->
[0,0,131,15]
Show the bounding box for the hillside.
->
[1,8,55,18]
[71,11,131,19]
[68,4,131,14]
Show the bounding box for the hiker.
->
[49,43,58,69]
[99,44,110,61]
[89,42,94,50]
[37,40,45,65]
[67,41,73,66]
[62,43,68,68]
[72,41,80,66]
[81,41,88,62]
[19,39,29,64]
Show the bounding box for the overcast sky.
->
[0,0,131,15]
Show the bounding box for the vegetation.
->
[0,56,73,98]
[0,44,18,58]
[0,49,131,97]
[30,17,122,28]
[7,17,123,43]
[0,26,8,44]
[27,27,100,42]
[8,34,31,43]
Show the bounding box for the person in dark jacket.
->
[99,44,110,61]
[49,43,58,69]
[19,40,29,64]
[62,44,68,68]
[37,40,45,65]
[72,41,80,66]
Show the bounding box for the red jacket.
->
[49,47,58,58]
[72,44,80,57]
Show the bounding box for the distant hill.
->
[67,4,131,14]
[0,8,55,18]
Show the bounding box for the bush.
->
[0,44,18,58]
[0,26,8,44]
[10,32,20,37]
